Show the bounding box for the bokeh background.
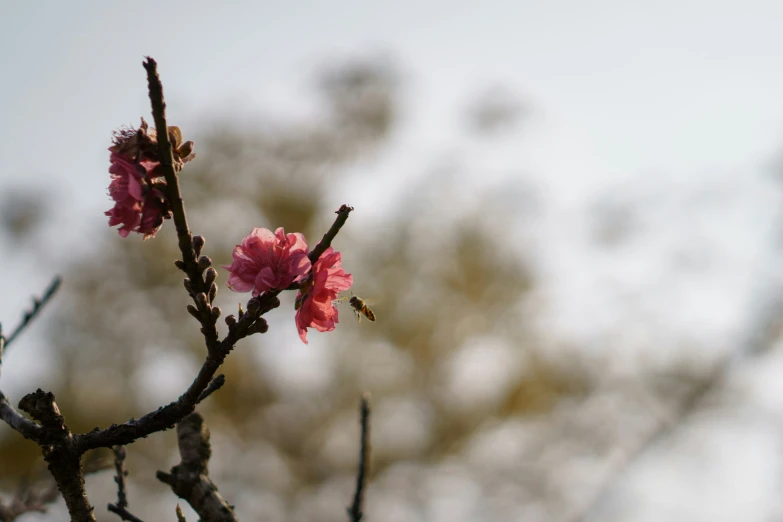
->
[4,1,783,521]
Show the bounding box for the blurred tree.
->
[0,187,48,244]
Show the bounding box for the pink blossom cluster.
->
[105,151,169,239]
[223,228,353,344]
[105,122,193,239]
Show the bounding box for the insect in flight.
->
[337,294,376,322]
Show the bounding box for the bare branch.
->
[107,446,145,522]
[0,478,58,522]
[0,391,43,443]
[18,390,95,522]
[196,375,226,404]
[309,204,354,264]
[1,276,61,351]
[156,413,237,522]
[142,59,199,290]
[0,278,61,442]
[347,394,371,522]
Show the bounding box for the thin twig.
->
[143,57,222,357]
[107,446,145,522]
[0,477,59,522]
[0,278,62,441]
[347,394,371,522]
[196,374,225,404]
[309,204,354,263]
[2,276,61,350]
[142,59,198,286]
[0,458,111,522]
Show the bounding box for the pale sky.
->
[3,0,783,195]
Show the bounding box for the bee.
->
[337,294,376,322]
[350,295,376,322]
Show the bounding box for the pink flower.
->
[105,152,153,237]
[295,247,353,344]
[105,145,169,239]
[105,121,186,239]
[105,200,141,238]
[136,187,169,239]
[107,152,145,202]
[223,227,312,296]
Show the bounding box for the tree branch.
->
[156,413,237,522]
[142,59,198,288]
[309,204,354,263]
[107,446,145,522]
[18,390,95,522]
[0,391,43,443]
[347,394,371,522]
[143,57,221,354]
[196,375,226,404]
[0,478,59,522]
[1,276,61,351]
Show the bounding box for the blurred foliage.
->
[0,188,48,244]
[0,58,618,521]
[465,86,525,135]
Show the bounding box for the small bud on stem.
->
[196,293,209,311]
[247,318,268,335]
[192,236,205,257]
[197,256,212,271]
[246,298,261,315]
[186,305,200,320]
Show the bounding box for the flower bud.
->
[196,293,209,310]
[248,318,268,335]
[225,314,237,328]
[183,278,193,296]
[211,307,222,321]
[197,256,212,271]
[246,297,261,315]
[204,267,217,286]
[192,235,205,257]
[174,260,186,271]
[186,304,200,320]
[208,282,217,302]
